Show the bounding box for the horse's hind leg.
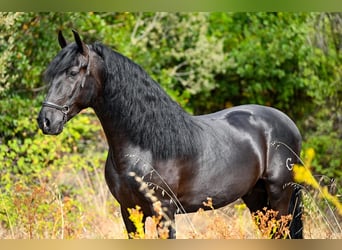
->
[243,177,295,239]
[265,146,303,239]
[287,185,303,239]
[242,179,269,213]
[265,180,299,239]
[242,179,271,238]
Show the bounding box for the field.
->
[0,164,341,239]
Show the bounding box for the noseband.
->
[42,101,70,123]
[42,46,91,123]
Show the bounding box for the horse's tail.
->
[288,185,303,239]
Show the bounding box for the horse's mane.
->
[92,42,202,160]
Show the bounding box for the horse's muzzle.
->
[37,109,65,135]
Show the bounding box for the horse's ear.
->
[72,29,89,56]
[58,30,67,48]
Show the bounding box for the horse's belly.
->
[177,160,260,213]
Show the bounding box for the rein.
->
[42,45,91,122]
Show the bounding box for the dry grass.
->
[0,165,340,239]
[144,197,341,239]
[174,201,260,239]
[0,166,125,239]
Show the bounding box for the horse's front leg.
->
[156,213,176,239]
[166,219,176,239]
[121,204,176,239]
[155,202,177,239]
[120,205,147,239]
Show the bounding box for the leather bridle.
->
[42,46,91,123]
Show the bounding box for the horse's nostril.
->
[44,118,50,129]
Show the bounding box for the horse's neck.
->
[92,51,200,159]
[93,85,200,161]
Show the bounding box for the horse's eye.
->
[67,68,80,80]
[69,70,79,77]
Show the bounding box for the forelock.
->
[44,43,80,83]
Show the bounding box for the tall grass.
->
[293,148,342,239]
[0,164,126,239]
[0,148,340,239]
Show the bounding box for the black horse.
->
[38,30,303,239]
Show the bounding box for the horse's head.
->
[38,30,104,135]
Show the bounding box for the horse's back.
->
[197,104,301,148]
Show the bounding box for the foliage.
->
[301,107,342,187]
[294,148,342,216]
[0,13,21,95]
[252,208,292,239]
[205,13,312,114]
[128,13,228,111]
[0,110,109,238]
[126,196,293,239]
[0,183,81,239]
[0,12,341,238]
[127,206,145,239]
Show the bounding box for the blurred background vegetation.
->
[0,12,341,238]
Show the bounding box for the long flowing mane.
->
[92,42,202,160]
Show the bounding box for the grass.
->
[0,165,126,239]
[0,148,341,239]
[0,178,341,239]
[1,171,340,239]
[138,195,341,239]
